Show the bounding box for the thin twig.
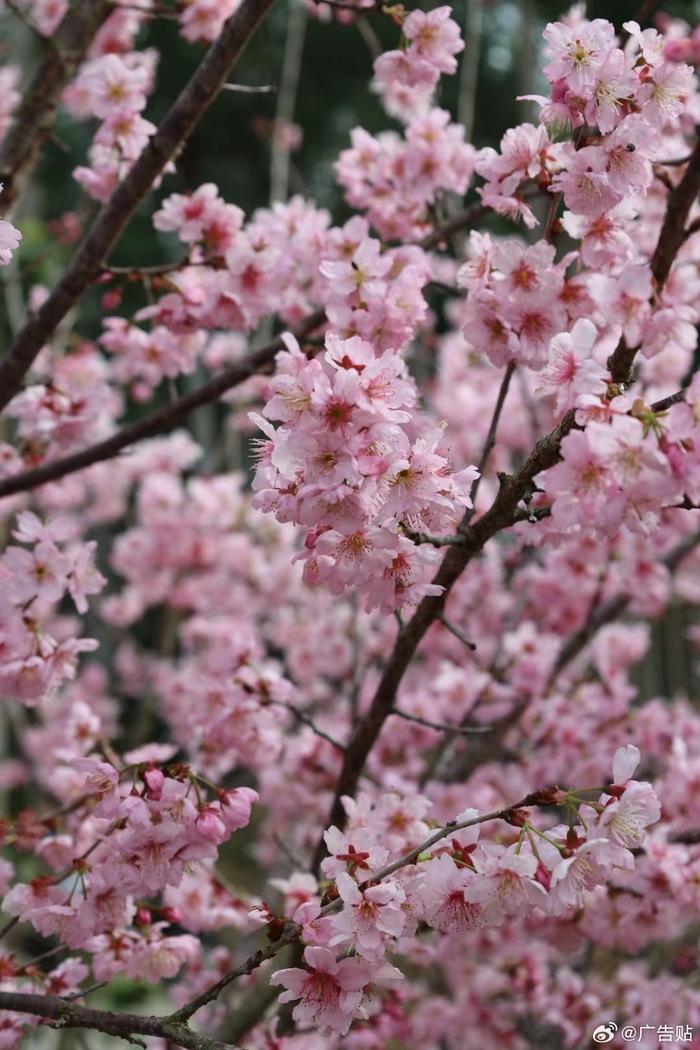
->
[62,982,109,1001]
[223,83,277,93]
[464,362,516,519]
[405,531,465,548]
[1,0,43,39]
[437,614,477,651]
[391,709,491,734]
[267,699,346,752]
[0,915,19,941]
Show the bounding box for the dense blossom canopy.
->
[0,1,699,1048]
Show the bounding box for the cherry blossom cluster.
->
[95,190,330,397]
[267,746,659,1036]
[372,5,464,121]
[5,345,121,460]
[538,16,694,134]
[250,329,477,612]
[539,385,697,538]
[335,7,476,240]
[65,10,158,203]
[0,512,104,702]
[2,752,257,956]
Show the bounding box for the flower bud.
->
[143,767,164,800]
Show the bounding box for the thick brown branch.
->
[0,991,237,1050]
[0,0,277,413]
[0,309,324,500]
[608,136,700,385]
[0,1,114,210]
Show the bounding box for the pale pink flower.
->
[321,825,388,879]
[543,19,617,93]
[612,744,642,785]
[536,319,608,412]
[549,839,634,912]
[330,872,405,960]
[0,218,21,266]
[598,782,661,849]
[637,60,695,124]
[420,855,493,932]
[3,542,71,605]
[271,945,374,1036]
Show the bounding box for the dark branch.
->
[311,408,577,871]
[0,310,324,500]
[465,361,516,521]
[0,0,278,413]
[0,1,114,209]
[0,992,237,1050]
[608,137,700,385]
[419,200,488,250]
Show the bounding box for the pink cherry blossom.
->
[271,946,375,1036]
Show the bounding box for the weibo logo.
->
[592,1023,618,1043]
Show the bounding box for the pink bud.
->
[196,805,227,843]
[220,787,259,832]
[135,907,151,927]
[161,906,182,925]
[101,289,123,311]
[143,767,164,800]
[534,861,552,891]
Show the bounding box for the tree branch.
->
[0,0,114,209]
[0,309,324,500]
[0,0,278,413]
[391,708,491,734]
[170,792,560,1026]
[419,199,488,250]
[311,408,578,871]
[608,136,700,385]
[314,145,700,860]
[465,361,516,520]
[546,528,700,690]
[0,992,238,1050]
